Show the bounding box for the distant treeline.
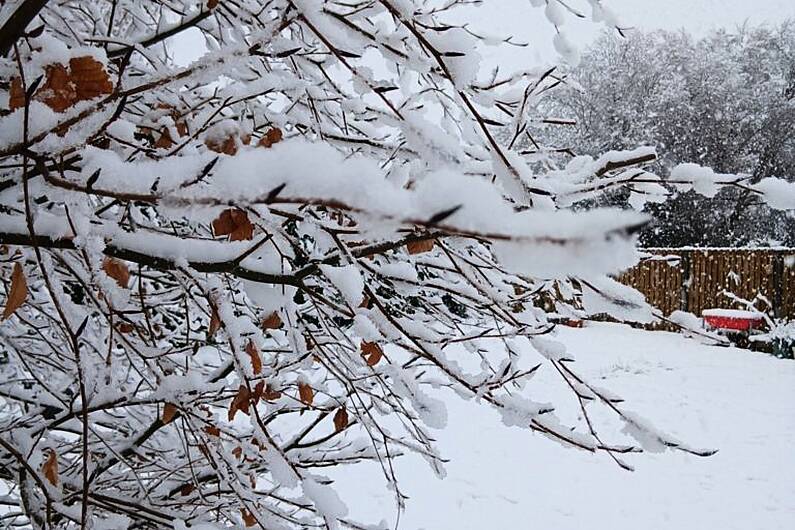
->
[540,22,795,247]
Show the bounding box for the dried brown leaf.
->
[102,257,130,288]
[38,63,77,112]
[333,407,348,432]
[407,238,434,255]
[358,295,372,309]
[262,383,282,401]
[204,425,221,437]
[9,77,24,110]
[258,127,283,148]
[360,341,384,366]
[162,403,178,424]
[69,56,113,102]
[10,57,111,115]
[42,450,58,486]
[241,509,256,527]
[205,135,238,155]
[261,311,282,330]
[212,208,254,241]
[117,322,135,334]
[3,262,27,320]
[208,305,221,337]
[252,380,282,403]
[298,382,314,406]
[245,340,262,374]
[228,385,251,421]
[252,380,265,404]
[154,127,174,149]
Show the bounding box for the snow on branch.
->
[0,1,762,528]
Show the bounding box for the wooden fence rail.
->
[619,248,795,320]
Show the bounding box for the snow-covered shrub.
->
[0,1,792,528]
[757,320,795,359]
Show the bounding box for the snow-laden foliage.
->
[543,24,795,247]
[0,2,792,529]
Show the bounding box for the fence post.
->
[680,251,691,313]
[773,253,783,318]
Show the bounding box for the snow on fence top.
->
[642,247,795,252]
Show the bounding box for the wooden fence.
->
[619,248,795,319]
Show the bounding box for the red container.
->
[703,314,763,331]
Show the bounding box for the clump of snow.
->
[303,475,350,523]
[671,163,720,197]
[530,336,568,361]
[702,308,763,319]
[581,277,655,324]
[553,32,581,66]
[105,119,137,142]
[319,264,365,307]
[753,177,795,211]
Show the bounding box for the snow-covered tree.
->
[0,2,793,529]
[544,24,795,247]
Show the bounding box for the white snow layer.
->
[329,323,795,530]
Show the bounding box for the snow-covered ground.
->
[332,323,795,530]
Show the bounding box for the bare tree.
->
[0,1,791,529]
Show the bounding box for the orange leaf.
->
[298,382,314,406]
[205,135,238,155]
[10,57,111,115]
[204,425,221,437]
[252,380,282,403]
[3,262,27,320]
[262,383,282,401]
[407,238,434,255]
[212,208,254,241]
[162,403,178,424]
[38,63,77,112]
[333,407,348,432]
[42,450,59,486]
[261,311,282,330]
[258,127,283,148]
[358,295,371,309]
[228,385,251,421]
[180,483,195,496]
[102,257,130,288]
[208,0,220,10]
[232,446,243,460]
[241,509,257,527]
[208,306,221,337]
[360,341,384,366]
[117,322,135,334]
[69,56,113,102]
[154,127,175,149]
[252,380,265,404]
[245,340,262,374]
[8,77,24,110]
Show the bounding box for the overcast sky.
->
[455,0,795,68]
[173,1,795,68]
